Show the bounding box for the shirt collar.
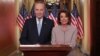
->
[36,17,43,24]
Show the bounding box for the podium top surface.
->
[19,45,71,51]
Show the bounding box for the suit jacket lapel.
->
[32,17,39,38]
[39,17,47,37]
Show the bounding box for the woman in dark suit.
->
[51,10,78,56]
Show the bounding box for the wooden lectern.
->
[19,45,71,56]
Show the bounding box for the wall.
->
[0,0,17,56]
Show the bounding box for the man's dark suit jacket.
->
[20,17,54,44]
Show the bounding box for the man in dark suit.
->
[20,1,54,44]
